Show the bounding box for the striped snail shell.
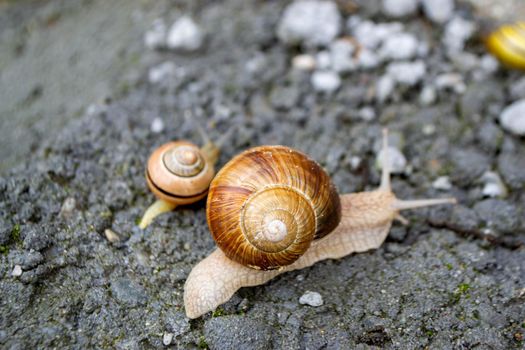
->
[486,21,525,70]
[146,141,215,205]
[206,145,342,270]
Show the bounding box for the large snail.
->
[138,115,232,229]
[486,21,525,70]
[184,130,456,318]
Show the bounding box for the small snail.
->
[138,117,231,229]
[184,130,456,319]
[486,21,525,70]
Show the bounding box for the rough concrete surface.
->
[1,0,524,349]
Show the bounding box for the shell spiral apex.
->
[206,145,341,270]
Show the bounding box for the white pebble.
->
[380,33,418,61]
[481,171,507,198]
[422,0,455,24]
[104,229,121,243]
[311,70,341,93]
[386,60,426,86]
[166,16,204,51]
[144,19,167,49]
[480,54,499,74]
[316,51,332,70]
[299,291,324,307]
[148,62,176,84]
[350,156,362,170]
[330,39,357,73]
[162,333,174,346]
[382,0,418,18]
[443,16,475,53]
[377,146,407,174]
[499,99,525,136]
[352,20,403,50]
[150,117,165,133]
[376,75,395,103]
[12,265,22,277]
[292,54,316,71]
[432,176,452,191]
[419,85,437,106]
[435,73,466,94]
[358,107,376,121]
[358,49,381,69]
[277,0,341,46]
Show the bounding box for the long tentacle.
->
[139,200,177,229]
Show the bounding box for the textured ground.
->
[1,0,524,349]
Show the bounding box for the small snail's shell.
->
[206,146,341,270]
[146,141,214,205]
[486,22,525,70]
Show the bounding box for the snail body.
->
[486,21,525,70]
[184,130,456,318]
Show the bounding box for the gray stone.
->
[166,16,204,51]
[450,205,480,233]
[432,176,452,191]
[277,0,341,46]
[450,148,491,186]
[498,153,525,190]
[148,62,176,85]
[165,311,190,337]
[375,75,395,102]
[509,76,525,100]
[162,333,173,346]
[111,278,148,307]
[419,85,437,106]
[270,86,300,110]
[376,146,407,174]
[386,60,426,86]
[422,0,454,23]
[299,291,324,306]
[382,0,418,18]
[311,70,341,93]
[473,199,521,234]
[481,171,507,198]
[499,99,525,136]
[9,251,44,270]
[11,265,22,277]
[204,316,272,350]
[330,39,357,73]
[351,20,404,49]
[358,48,381,69]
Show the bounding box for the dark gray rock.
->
[498,153,525,190]
[111,278,148,307]
[473,199,521,234]
[204,315,273,350]
[449,148,491,186]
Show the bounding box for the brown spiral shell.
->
[206,145,342,270]
[146,141,215,205]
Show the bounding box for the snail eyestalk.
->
[138,199,177,229]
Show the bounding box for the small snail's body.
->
[184,130,456,318]
[486,22,525,70]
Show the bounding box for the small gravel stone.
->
[473,199,521,234]
[311,70,341,93]
[443,16,476,52]
[358,48,381,69]
[479,54,499,74]
[450,148,490,186]
[59,197,77,218]
[315,51,332,70]
[419,85,437,106]
[382,0,418,18]
[330,39,356,73]
[277,0,341,46]
[166,16,204,51]
[358,107,376,121]
[509,77,525,100]
[498,153,525,190]
[150,117,165,134]
[299,291,324,307]
[379,33,418,61]
[422,0,454,24]
[481,171,507,198]
[148,62,176,84]
[292,54,316,71]
[376,75,395,102]
[352,20,403,49]
[386,60,426,86]
[104,229,121,243]
[144,19,166,49]
[162,333,173,346]
[111,278,148,307]
[499,99,525,136]
[432,176,452,191]
[377,146,407,174]
[11,265,22,277]
[435,73,466,94]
